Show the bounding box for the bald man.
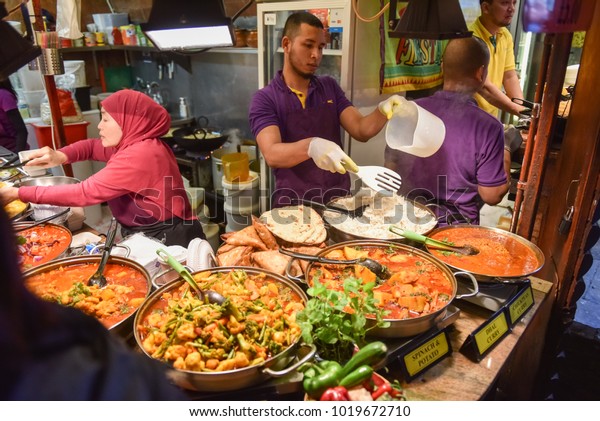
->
[385,37,510,225]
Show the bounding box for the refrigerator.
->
[256,0,389,212]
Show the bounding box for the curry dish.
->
[308,245,454,320]
[25,262,149,329]
[17,224,71,269]
[137,269,304,373]
[429,226,542,277]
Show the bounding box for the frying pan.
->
[164,116,229,153]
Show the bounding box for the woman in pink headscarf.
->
[0,89,205,247]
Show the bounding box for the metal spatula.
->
[344,164,402,194]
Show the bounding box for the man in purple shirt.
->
[385,37,510,224]
[249,11,395,208]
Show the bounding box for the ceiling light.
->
[142,0,234,51]
[388,0,472,40]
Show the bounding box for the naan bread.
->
[260,205,326,245]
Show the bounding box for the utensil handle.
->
[156,248,202,296]
[389,226,426,243]
[98,218,117,269]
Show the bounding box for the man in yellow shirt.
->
[469,0,527,118]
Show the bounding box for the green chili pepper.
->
[339,365,374,388]
[338,341,387,378]
[303,361,344,399]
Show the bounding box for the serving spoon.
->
[389,226,480,256]
[87,217,117,288]
[156,248,244,320]
[278,248,392,281]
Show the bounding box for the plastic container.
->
[32,121,90,149]
[222,171,259,232]
[23,89,46,117]
[211,146,237,192]
[60,60,87,87]
[93,13,129,31]
[222,152,249,182]
[385,100,446,158]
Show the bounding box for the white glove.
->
[378,94,407,119]
[307,137,358,174]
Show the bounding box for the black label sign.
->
[394,328,452,382]
[507,284,535,327]
[460,309,510,362]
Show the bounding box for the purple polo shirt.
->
[0,89,18,152]
[249,71,353,207]
[384,90,506,224]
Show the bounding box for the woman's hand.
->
[23,147,67,169]
[0,186,20,206]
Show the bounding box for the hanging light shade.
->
[388,0,472,40]
[142,0,234,51]
[0,20,41,80]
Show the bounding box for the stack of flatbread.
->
[216,211,326,277]
[259,205,327,245]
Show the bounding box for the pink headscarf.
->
[100,89,171,149]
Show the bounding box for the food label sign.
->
[460,309,510,362]
[507,284,535,327]
[398,329,452,382]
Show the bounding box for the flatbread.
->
[260,205,326,245]
[251,215,278,250]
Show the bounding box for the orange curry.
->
[308,245,454,320]
[429,227,541,277]
[17,224,71,269]
[25,262,149,329]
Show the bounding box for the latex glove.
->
[378,95,407,119]
[504,125,524,154]
[308,137,358,174]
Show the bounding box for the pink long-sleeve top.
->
[18,90,194,227]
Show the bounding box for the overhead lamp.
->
[0,3,41,80]
[142,0,234,51]
[388,0,472,40]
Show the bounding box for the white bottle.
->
[179,97,189,119]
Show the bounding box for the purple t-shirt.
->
[249,71,353,207]
[0,89,19,152]
[384,90,506,224]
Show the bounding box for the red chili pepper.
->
[371,382,393,400]
[320,386,349,401]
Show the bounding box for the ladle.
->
[389,226,480,256]
[278,248,392,281]
[156,248,244,320]
[87,217,117,288]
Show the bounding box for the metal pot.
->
[322,196,438,246]
[17,222,72,269]
[22,255,152,338]
[424,225,545,284]
[133,266,316,392]
[289,240,478,338]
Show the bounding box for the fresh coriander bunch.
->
[296,275,390,362]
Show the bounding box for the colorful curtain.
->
[379,1,447,94]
